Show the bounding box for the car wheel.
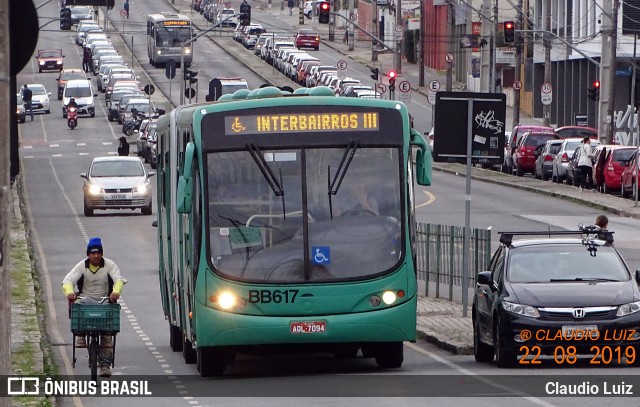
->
[20,117,25,124]
[38,68,42,73]
[542,172,549,181]
[90,113,95,118]
[473,317,494,363]
[315,46,319,51]
[142,200,152,216]
[494,321,516,368]
[83,200,93,217]
[516,166,523,177]
[46,109,50,114]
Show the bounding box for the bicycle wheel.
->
[88,337,99,381]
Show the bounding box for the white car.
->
[81,156,155,216]
[18,84,51,114]
[304,1,321,18]
[217,8,237,27]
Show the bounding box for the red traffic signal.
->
[505,21,513,30]
[388,70,396,79]
[593,80,600,89]
[320,2,329,10]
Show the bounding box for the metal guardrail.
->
[415,223,492,300]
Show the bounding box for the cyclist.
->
[62,237,127,377]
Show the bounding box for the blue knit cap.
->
[86,237,103,255]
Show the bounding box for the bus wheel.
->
[183,336,197,364]
[374,342,404,368]
[169,324,183,352]
[334,344,359,359]
[197,347,229,377]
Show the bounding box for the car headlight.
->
[617,302,640,317]
[135,184,147,194]
[503,300,540,318]
[88,184,102,195]
[184,48,191,55]
[39,61,45,65]
[57,60,62,65]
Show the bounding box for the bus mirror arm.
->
[411,129,432,186]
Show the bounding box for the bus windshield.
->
[155,26,191,47]
[207,147,402,283]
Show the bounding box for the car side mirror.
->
[80,173,88,179]
[93,93,98,97]
[477,271,492,285]
[156,108,166,115]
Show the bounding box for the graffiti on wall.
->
[614,106,640,146]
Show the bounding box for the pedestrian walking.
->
[82,47,92,73]
[343,29,349,44]
[288,0,294,16]
[22,84,34,121]
[577,136,595,191]
[123,0,129,18]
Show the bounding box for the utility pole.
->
[348,0,354,51]
[446,1,454,91]
[491,0,498,93]
[299,0,304,25]
[419,0,424,86]
[512,0,523,128]
[372,3,378,62]
[543,0,551,126]
[395,0,402,74]
[480,0,491,91]
[605,0,620,144]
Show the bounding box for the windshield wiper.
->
[549,277,619,282]
[327,140,360,219]
[247,143,286,217]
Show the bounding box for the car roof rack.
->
[499,228,614,246]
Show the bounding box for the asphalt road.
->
[13,1,640,406]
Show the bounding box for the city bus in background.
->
[147,12,193,68]
[153,86,433,376]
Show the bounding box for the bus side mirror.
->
[177,142,196,213]
[411,129,432,186]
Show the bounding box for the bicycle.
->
[70,297,121,380]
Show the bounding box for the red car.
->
[620,150,640,199]
[295,29,320,50]
[554,125,598,140]
[505,124,553,173]
[594,145,636,194]
[512,131,558,176]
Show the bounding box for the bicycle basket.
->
[70,303,121,334]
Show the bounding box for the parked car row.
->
[499,124,639,200]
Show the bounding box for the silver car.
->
[81,156,154,216]
[551,137,583,183]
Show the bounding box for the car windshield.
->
[524,134,555,147]
[128,103,151,113]
[72,6,92,14]
[613,149,635,162]
[91,161,145,177]
[28,86,46,95]
[507,245,629,283]
[564,141,581,153]
[39,51,61,58]
[62,72,86,81]
[549,143,562,155]
[65,86,91,97]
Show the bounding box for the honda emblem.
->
[573,308,585,318]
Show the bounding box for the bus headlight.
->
[382,291,397,305]
[217,292,237,310]
[183,48,191,55]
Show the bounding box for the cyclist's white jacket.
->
[62,257,127,300]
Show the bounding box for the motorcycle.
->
[67,106,78,130]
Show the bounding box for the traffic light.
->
[239,3,251,26]
[588,80,600,100]
[388,70,396,91]
[504,21,515,44]
[184,68,198,84]
[318,1,330,24]
[60,8,72,30]
[370,68,379,81]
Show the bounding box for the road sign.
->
[427,93,436,105]
[376,83,387,94]
[336,60,347,70]
[428,80,440,93]
[165,58,176,80]
[185,87,196,99]
[350,13,357,21]
[513,80,522,90]
[541,82,552,105]
[399,92,411,103]
[445,54,453,63]
[144,84,155,96]
[395,25,403,32]
[398,80,411,93]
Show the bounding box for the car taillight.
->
[608,165,614,171]
[561,152,569,162]
[544,154,553,161]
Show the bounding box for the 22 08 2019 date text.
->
[519,345,637,365]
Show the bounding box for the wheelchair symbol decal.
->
[312,246,330,265]
[231,117,246,132]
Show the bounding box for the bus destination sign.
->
[161,20,190,26]
[224,112,379,135]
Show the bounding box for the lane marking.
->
[416,190,436,208]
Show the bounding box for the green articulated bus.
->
[154,86,432,376]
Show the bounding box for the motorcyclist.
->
[67,97,78,110]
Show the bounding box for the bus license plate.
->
[105,193,127,200]
[290,321,326,334]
